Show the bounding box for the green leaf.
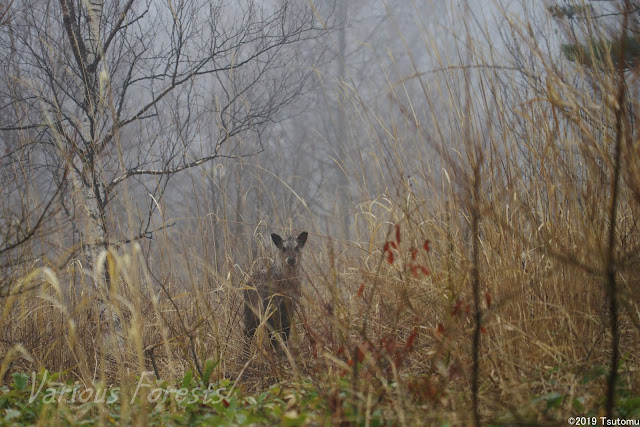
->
[182,370,193,389]
[4,408,22,421]
[544,392,564,411]
[12,372,29,392]
[618,397,640,417]
[235,412,248,424]
[201,359,219,385]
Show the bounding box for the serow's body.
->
[243,232,308,354]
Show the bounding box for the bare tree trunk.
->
[58,0,110,252]
[86,0,103,64]
[85,0,107,247]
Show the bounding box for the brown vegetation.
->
[1,1,640,425]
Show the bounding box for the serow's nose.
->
[287,258,296,266]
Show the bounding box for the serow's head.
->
[272,232,308,268]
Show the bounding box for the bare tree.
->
[0,0,68,295]
[0,0,330,261]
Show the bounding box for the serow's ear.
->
[271,233,284,249]
[296,232,308,248]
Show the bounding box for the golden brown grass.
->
[2,2,640,425]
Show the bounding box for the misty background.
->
[0,0,624,290]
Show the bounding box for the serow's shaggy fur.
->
[243,231,308,355]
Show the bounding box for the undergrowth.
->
[2,1,640,425]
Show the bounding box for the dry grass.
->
[2,1,640,425]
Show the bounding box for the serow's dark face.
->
[272,232,308,267]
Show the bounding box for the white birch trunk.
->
[81,0,125,356]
